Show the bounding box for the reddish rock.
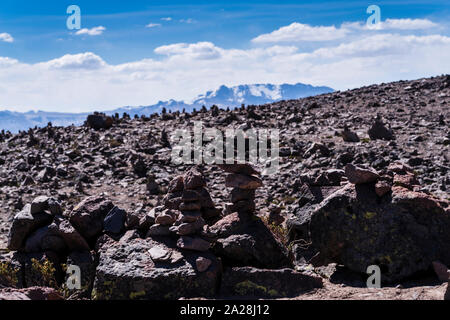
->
[344,164,379,184]
[393,173,419,190]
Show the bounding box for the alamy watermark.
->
[366,265,381,288]
[170,121,280,175]
[66,264,81,290]
[367,5,381,28]
[66,5,81,30]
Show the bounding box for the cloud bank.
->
[0,19,449,113]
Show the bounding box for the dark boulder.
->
[104,207,127,236]
[212,216,291,269]
[221,267,322,298]
[69,196,114,243]
[85,112,114,130]
[92,236,221,300]
[305,183,450,282]
[7,204,53,251]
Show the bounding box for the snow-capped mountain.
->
[192,83,333,108]
[0,82,333,132]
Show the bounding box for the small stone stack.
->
[159,168,218,252]
[220,164,263,215]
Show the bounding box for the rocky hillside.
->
[0,75,449,300]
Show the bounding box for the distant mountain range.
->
[0,83,333,132]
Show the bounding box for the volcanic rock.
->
[221,267,322,298]
[345,163,380,184]
[8,204,53,251]
[93,236,221,300]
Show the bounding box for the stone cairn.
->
[219,164,263,216]
[155,168,221,252]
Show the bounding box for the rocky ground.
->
[0,75,449,300]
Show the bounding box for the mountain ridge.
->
[0,82,333,132]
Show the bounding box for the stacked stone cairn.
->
[155,168,220,252]
[219,164,263,216]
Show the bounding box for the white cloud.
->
[378,18,438,30]
[146,23,161,28]
[154,42,222,59]
[161,17,172,21]
[344,18,438,31]
[0,18,449,113]
[75,26,106,36]
[252,22,349,43]
[39,52,106,70]
[253,19,440,43]
[0,33,14,43]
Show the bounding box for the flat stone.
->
[148,246,171,262]
[225,174,263,190]
[155,211,177,226]
[345,163,379,184]
[178,211,202,223]
[176,218,205,236]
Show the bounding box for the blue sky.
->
[0,0,449,112]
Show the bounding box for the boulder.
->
[104,207,127,235]
[8,204,53,251]
[341,126,360,143]
[345,163,379,184]
[92,236,221,300]
[69,196,114,242]
[304,183,450,282]
[221,267,322,298]
[86,113,114,130]
[212,217,291,269]
[48,217,90,252]
[368,116,394,140]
